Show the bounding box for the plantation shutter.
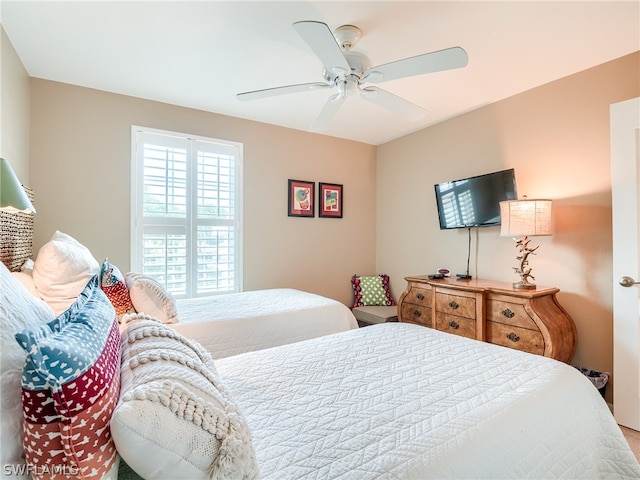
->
[131,127,243,298]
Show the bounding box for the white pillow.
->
[111,315,259,480]
[0,262,54,466]
[32,231,99,315]
[125,273,179,323]
[11,271,40,298]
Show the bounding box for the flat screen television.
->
[434,168,517,230]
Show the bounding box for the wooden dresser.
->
[398,276,577,363]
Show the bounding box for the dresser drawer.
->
[405,286,432,307]
[486,321,544,355]
[435,292,476,319]
[487,299,538,330]
[400,303,432,328]
[436,313,476,339]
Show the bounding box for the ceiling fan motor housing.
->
[323,51,371,84]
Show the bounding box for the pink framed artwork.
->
[319,182,343,218]
[288,179,315,217]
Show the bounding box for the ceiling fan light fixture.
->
[337,77,360,97]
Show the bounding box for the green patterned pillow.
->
[351,274,396,307]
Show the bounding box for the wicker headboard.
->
[0,185,35,271]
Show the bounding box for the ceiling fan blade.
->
[310,93,345,132]
[363,46,468,84]
[293,21,350,76]
[236,82,332,101]
[361,86,427,121]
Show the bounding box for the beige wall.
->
[28,80,377,305]
[377,52,640,402]
[0,26,30,182]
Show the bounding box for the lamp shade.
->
[500,198,552,237]
[0,158,35,213]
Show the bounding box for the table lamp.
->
[499,197,552,289]
[0,158,36,213]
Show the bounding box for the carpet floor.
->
[621,425,640,463]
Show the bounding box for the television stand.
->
[397,276,577,363]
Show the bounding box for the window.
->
[131,126,242,298]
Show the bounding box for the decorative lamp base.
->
[513,278,537,290]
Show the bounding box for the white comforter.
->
[171,288,358,358]
[216,323,640,479]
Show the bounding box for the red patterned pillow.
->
[15,276,120,479]
[351,274,396,308]
[100,258,135,318]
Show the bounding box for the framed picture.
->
[288,179,315,217]
[319,182,343,218]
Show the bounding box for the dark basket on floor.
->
[573,365,609,398]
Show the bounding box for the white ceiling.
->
[1,1,638,145]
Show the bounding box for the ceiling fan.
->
[236,20,468,132]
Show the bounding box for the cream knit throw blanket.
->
[111,314,259,479]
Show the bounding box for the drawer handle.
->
[413,310,422,318]
[448,321,459,329]
[448,300,459,309]
[501,308,515,318]
[416,293,424,301]
[506,332,520,342]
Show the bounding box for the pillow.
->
[11,270,40,298]
[0,262,54,467]
[111,315,259,480]
[100,258,135,319]
[15,275,120,480]
[20,258,35,273]
[125,272,179,324]
[32,231,100,316]
[351,274,396,307]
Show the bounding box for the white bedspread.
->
[216,323,640,479]
[170,288,358,358]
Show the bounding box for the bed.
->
[2,227,638,479]
[171,288,359,358]
[114,320,640,480]
[0,230,358,479]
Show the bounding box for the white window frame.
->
[130,125,243,298]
